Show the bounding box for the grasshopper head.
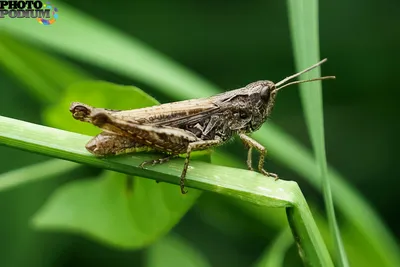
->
[246,80,277,105]
[241,80,278,132]
[244,59,336,132]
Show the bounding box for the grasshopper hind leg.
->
[86,132,153,156]
[139,155,179,168]
[139,155,180,185]
[139,140,222,194]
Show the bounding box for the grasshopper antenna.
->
[275,76,336,91]
[274,58,335,91]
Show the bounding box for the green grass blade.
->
[0,34,90,104]
[1,5,399,265]
[0,115,297,207]
[287,0,349,266]
[0,160,77,192]
[0,115,332,265]
[0,4,218,100]
[254,124,399,266]
[287,191,332,267]
[0,38,56,103]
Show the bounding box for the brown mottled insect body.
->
[70,59,334,194]
[85,132,154,156]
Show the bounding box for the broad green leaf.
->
[33,171,199,249]
[147,234,211,267]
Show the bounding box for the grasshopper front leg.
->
[239,133,278,179]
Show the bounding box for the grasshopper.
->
[70,59,334,194]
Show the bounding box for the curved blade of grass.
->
[0,159,77,192]
[0,6,218,100]
[0,115,296,208]
[254,124,398,266]
[1,6,398,265]
[0,34,90,104]
[287,0,349,266]
[0,115,332,266]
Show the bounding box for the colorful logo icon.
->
[37,1,58,25]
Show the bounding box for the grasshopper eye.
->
[261,87,271,102]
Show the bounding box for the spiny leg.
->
[139,155,179,184]
[139,154,179,168]
[240,135,254,171]
[180,139,222,194]
[239,133,278,179]
[245,145,254,171]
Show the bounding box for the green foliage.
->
[33,170,199,249]
[287,0,348,266]
[147,234,212,267]
[0,0,398,266]
[0,112,332,265]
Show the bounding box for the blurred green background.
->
[0,0,399,266]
